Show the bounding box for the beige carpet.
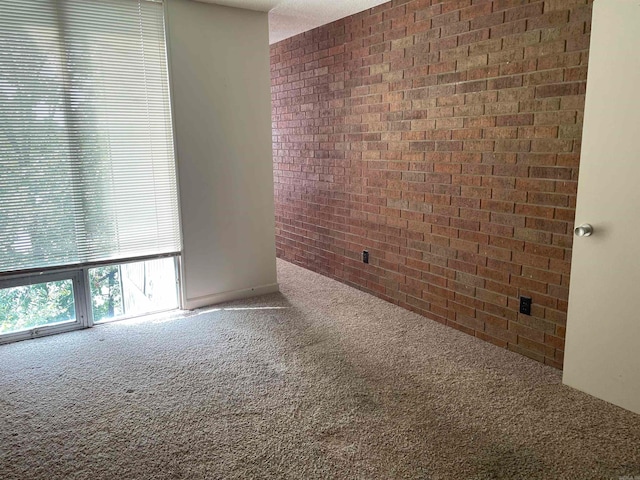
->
[1,259,639,480]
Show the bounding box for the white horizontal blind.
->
[0,0,180,274]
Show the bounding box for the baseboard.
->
[183,283,280,310]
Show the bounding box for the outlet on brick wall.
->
[271,0,593,369]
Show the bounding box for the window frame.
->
[0,254,182,344]
[0,269,89,344]
[89,255,182,325]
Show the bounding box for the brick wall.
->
[270,0,592,369]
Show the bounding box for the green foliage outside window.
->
[0,279,75,333]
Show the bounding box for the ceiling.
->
[192,0,390,44]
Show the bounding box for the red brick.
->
[431,10,461,28]
[506,3,544,22]
[527,11,570,30]
[536,83,581,98]
[471,11,505,30]
[271,0,592,371]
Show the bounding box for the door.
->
[564,0,640,414]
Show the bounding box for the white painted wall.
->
[164,0,278,309]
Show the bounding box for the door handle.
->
[574,224,593,237]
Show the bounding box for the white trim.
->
[0,323,85,345]
[184,283,280,310]
[162,0,188,311]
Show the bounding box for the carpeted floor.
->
[1,259,639,480]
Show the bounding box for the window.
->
[0,276,80,335]
[0,0,181,342]
[89,257,179,323]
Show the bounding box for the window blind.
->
[0,0,180,274]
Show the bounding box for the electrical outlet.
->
[362,250,369,264]
[519,296,532,316]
